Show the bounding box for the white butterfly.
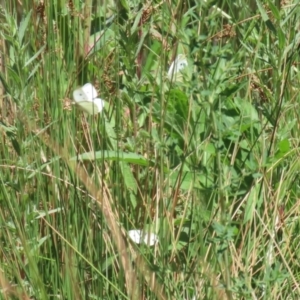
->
[128,229,158,246]
[73,83,104,115]
[167,54,188,80]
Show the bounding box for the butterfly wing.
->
[81,83,98,101]
[128,230,142,244]
[73,87,88,103]
[128,229,158,246]
[93,98,105,113]
[167,55,188,81]
[143,233,158,246]
[76,100,104,115]
[176,58,188,72]
[73,83,104,115]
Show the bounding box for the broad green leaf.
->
[120,162,137,208]
[278,139,290,153]
[169,171,213,190]
[71,151,149,166]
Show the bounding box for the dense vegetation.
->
[0,1,299,299]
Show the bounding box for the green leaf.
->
[256,0,277,34]
[71,151,149,166]
[119,0,129,11]
[0,71,11,96]
[24,45,46,67]
[131,9,143,35]
[87,28,115,57]
[18,10,32,44]
[278,139,290,154]
[169,171,213,190]
[267,0,280,20]
[243,185,259,223]
[277,28,285,50]
[0,123,20,155]
[120,162,137,208]
[219,83,241,97]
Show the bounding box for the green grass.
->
[1,0,300,299]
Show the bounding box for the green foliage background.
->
[0,0,300,299]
